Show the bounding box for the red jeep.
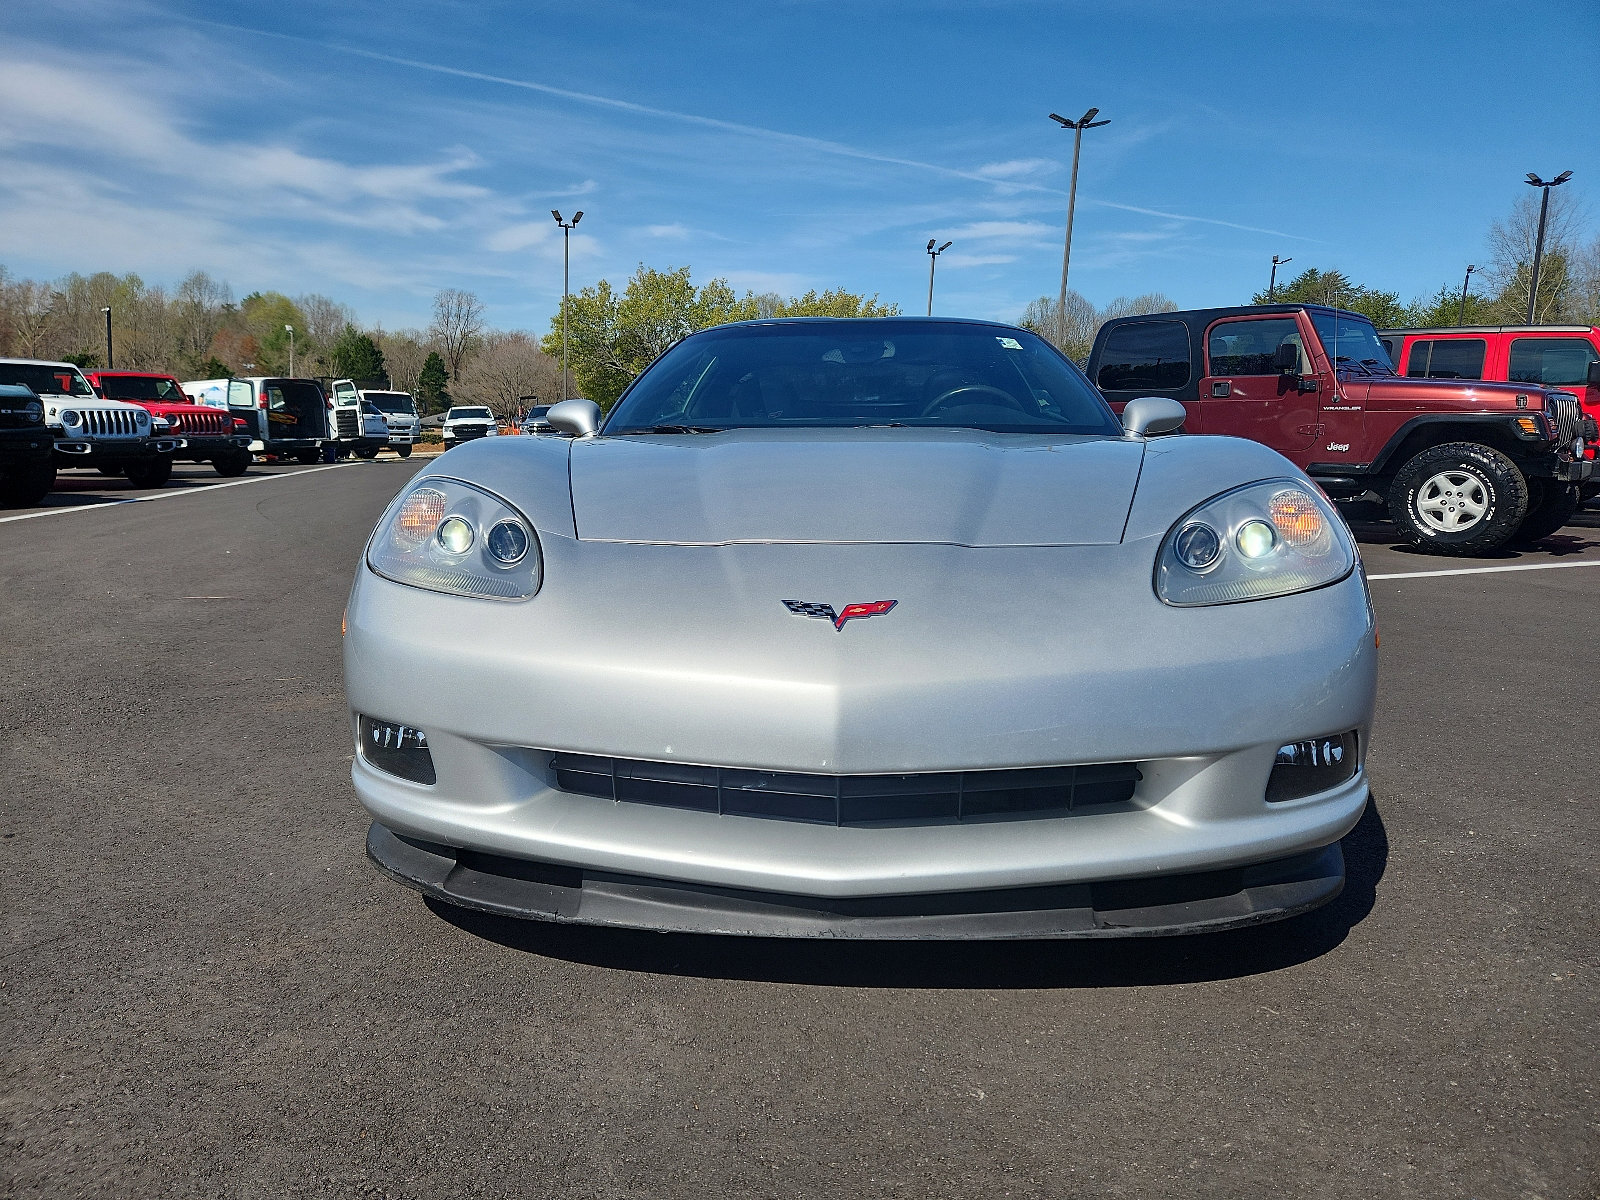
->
[86,371,253,479]
[1086,304,1595,554]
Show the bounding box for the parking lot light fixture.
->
[926,239,953,316]
[552,210,584,401]
[1523,171,1572,324]
[101,307,113,369]
[1269,255,1292,302]
[1048,107,1109,344]
[285,325,296,376]
[1458,264,1476,324]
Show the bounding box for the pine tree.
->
[417,352,450,415]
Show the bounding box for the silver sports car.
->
[346,318,1376,939]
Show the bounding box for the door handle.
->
[1210,381,1231,397]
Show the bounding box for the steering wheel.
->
[920,384,1031,419]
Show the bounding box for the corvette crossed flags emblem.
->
[782,599,898,631]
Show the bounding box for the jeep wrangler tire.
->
[396,445,412,459]
[213,450,251,477]
[124,457,173,488]
[1387,442,1528,555]
[296,449,321,465]
[1510,481,1581,546]
[0,465,55,507]
[354,445,380,460]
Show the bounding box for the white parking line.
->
[1368,559,1600,581]
[0,461,363,525]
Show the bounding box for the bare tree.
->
[1486,188,1583,322]
[1019,291,1176,365]
[2,276,54,358]
[172,271,232,369]
[429,288,485,381]
[1570,233,1600,327]
[456,331,561,420]
[375,328,434,397]
[298,293,353,346]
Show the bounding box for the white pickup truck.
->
[329,381,419,458]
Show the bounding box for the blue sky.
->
[2,0,1595,334]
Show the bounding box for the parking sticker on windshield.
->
[997,337,1023,350]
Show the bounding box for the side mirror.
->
[1587,360,1600,388]
[1121,396,1187,437]
[1273,342,1300,372]
[547,398,602,437]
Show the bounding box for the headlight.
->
[1155,478,1355,606]
[367,477,541,601]
[60,409,81,426]
[135,409,150,426]
[24,400,43,423]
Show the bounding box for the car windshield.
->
[525,406,550,419]
[605,321,1121,435]
[0,363,94,397]
[365,393,416,414]
[1309,312,1395,374]
[97,375,186,401]
[451,408,492,420]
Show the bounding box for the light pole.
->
[1048,107,1109,342]
[552,209,584,400]
[1268,255,1292,302]
[101,306,113,369]
[1458,264,1476,324]
[285,324,296,376]
[925,239,952,316]
[1524,171,1572,323]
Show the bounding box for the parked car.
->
[1086,305,1593,554]
[358,389,421,457]
[1377,323,1600,498]
[350,317,1376,939]
[85,370,253,477]
[0,358,179,486]
[440,405,498,447]
[183,377,329,464]
[0,383,56,506]
[520,405,554,434]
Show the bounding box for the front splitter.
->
[366,822,1344,940]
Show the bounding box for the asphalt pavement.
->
[2,458,1596,1198]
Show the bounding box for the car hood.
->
[568,428,1146,546]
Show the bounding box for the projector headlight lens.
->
[1156,479,1355,607]
[368,478,541,601]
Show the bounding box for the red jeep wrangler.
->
[1087,304,1594,554]
[86,371,253,479]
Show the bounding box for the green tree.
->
[329,327,387,381]
[544,265,900,409]
[240,291,308,374]
[1250,268,1407,328]
[193,355,233,379]
[1402,284,1499,329]
[417,351,450,414]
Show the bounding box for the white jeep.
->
[0,358,180,487]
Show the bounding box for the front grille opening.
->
[547,753,1140,826]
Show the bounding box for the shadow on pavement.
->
[429,797,1390,989]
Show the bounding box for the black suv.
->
[0,383,55,506]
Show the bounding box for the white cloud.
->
[645,224,691,239]
[975,158,1054,179]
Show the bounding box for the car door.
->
[1197,314,1322,460]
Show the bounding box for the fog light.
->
[358,716,436,784]
[486,518,530,565]
[1266,732,1358,803]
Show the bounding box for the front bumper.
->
[368,821,1346,938]
[443,426,493,443]
[347,536,1378,914]
[0,431,54,468]
[52,436,176,464]
[173,434,251,459]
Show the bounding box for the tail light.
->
[259,390,268,409]
[233,417,249,429]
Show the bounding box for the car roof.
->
[0,357,85,369]
[1101,303,1370,326]
[87,369,178,377]
[706,315,1030,333]
[1380,325,1600,336]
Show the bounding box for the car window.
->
[365,393,415,414]
[97,375,186,401]
[606,322,1121,435]
[1405,338,1486,380]
[1096,321,1191,391]
[1206,318,1302,376]
[227,380,256,408]
[1508,337,1599,387]
[451,407,492,420]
